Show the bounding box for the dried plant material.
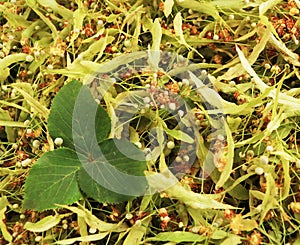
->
[259,0,283,16]
[164,0,174,17]
[0,0,300,244]
[219,27,270,81]
[268,34,300,66]
[230,214,258,234]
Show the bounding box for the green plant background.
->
[0,0,300,244]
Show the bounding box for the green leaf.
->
[268,30,300,66]
[48,80,111,150]
[121,5,144,31]
[236,44,300,110]
[23,148,82,211]
[146,231,205,242]
[0,53,29,81]
[25,79,147,208]
[208,0,256,11]
[77,139,147,203]
[202,151,250,200]
[24,215,62,232]
[48,80,82,149]
[72,82,111,151]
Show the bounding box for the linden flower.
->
[289,202,300,213]
[32,140,40,149]
[183,155,190,162]
[25,55,34,62]
[255,167,264,175]
[265,145,274,152]
[178,110,184,117]
[213,34,219,40]
[50,40,66,57]
[134,142,142,149]
[21,158,31,167]
[89,227,97,234]
[23,120,31,126]
[228,14,235,20]
[167,141,175,149]
[259,155,269,164]
[54,137,63,146]
[125,213,133,220]
[169,102,176,110]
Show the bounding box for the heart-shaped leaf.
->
[48,81,82,149]
[48,80,111,150]
[23,148,82,211]
[78,138,147,203]
[24,80,147,210]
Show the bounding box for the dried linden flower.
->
[54,137,64,146]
